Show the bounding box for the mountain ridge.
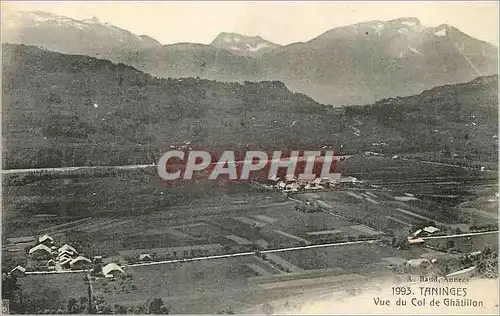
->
[2,10,498,105]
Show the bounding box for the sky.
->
[2,1,499,46]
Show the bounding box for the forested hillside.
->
[2,44,498,169]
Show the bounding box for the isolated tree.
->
[262,303,274,315]
[92,263,103,276]
[149,298,164,314]
[128,304,147,314]
[483,246,493,256]
[2,273,19,300]
[217,307,234,314]
[159,305,170,314]
[446,240,455,249]
[114,304,127,314]
[67,298,79,314]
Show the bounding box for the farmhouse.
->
[29,244,53,259]
[406,258,432,269]
[102,263,125,278]
[70,256,92,270]
[37,234,54,246]
[10,266,26,278]
[284,182,300,192]
[60,258,72,269]
[57,253,73,262]
[313,177,323,185]
[423,226,440,234]
[58,249,77,259]
[339,176,359,184]
[467,251,482,258]
[58,244,78,254]
[413,226,440,237]
[269,175,279,183]
[304,182,323,190]
[139,254,152,261]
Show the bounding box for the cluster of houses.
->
[27,234,93,270]
[264,175,360,193]
[9,234,125,279]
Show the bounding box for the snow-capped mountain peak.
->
[433,24,450,37]
[210,32,280,57]
[387,17,421,27]
[82,16,101,24]
[2,10,162,57]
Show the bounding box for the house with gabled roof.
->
[29,244,53,260]
[406,258,432,269]
[69,256,92,270]
[102,263,125,278]
[57,252,73,262]
[423,226,440,234]
[57,249,76,260]
[37,234,54,246]
[413,226,440,237]
[10,266,26,278]
[60,257,72,269]
[58,244,77,254]
[139,254,152,261]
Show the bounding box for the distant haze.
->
[2,1,498,46]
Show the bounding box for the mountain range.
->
[2,10,498,105]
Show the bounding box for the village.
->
[9,234,126,279]
[258,174,361,193]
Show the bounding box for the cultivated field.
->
[3,157,497,313]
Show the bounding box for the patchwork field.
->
[91,245,403,312]
[277,243,425,272]
[425,232,499,253]
[336,156,495,182]
[6,176,495,270]
[296,186,497,235]
[3,156,497,313]
[95,256,267,313]
[14,241,452,313]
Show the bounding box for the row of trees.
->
[93,297,170,315]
